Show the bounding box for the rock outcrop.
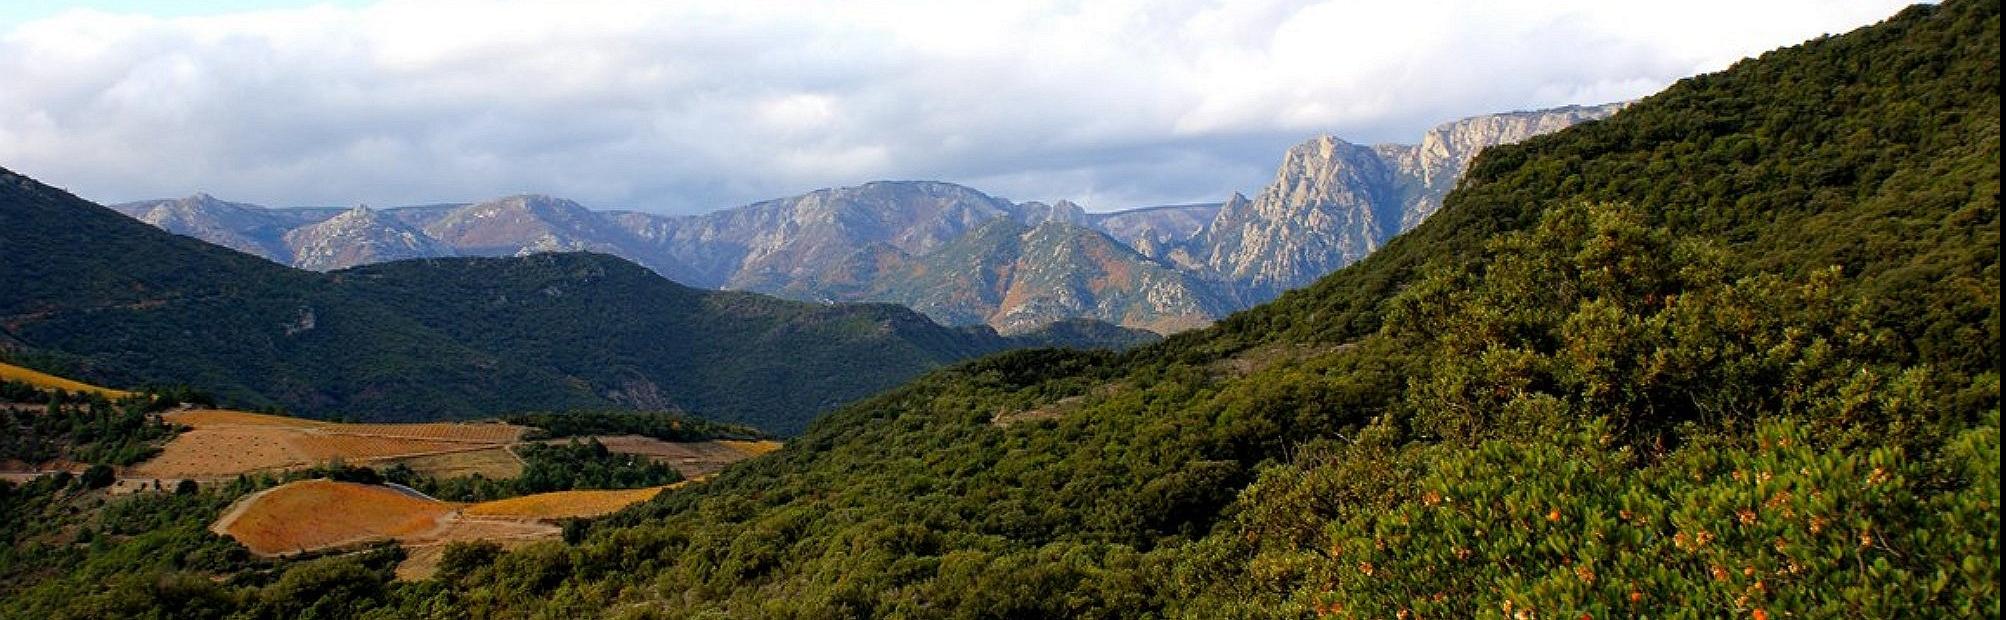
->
[1185,102,1626,304]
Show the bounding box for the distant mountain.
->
[110,194,337,263]
[1188,103,1626,304]
[635,181,1018,293]
[854,219,1231,334]
[284,205,456,270]
[1087,202,1221,261]
[2,168,1149,434]
[112,182,1225,333]
[1012,200,1089,226]
[106,103,1616,330]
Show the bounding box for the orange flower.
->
[1575,564,1596,584]
[1628,590,1644,603]
[1753,609,1770,620]
[1358,561,1375,576]
[1548,508,1563,522]
[1737,508,1758,525]
[1710,565,1730,582]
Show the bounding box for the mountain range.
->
[1,171,1152,434]
[112,104,1621,333]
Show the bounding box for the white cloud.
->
[0,0,1917,213]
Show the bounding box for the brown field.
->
[0,361,135,399]
[289,434,483,462]
[385,447,525,479]
[338,422,527,444]
[131,410,529,479]
[462,485,676,520]
[214,480,456,556]
[129,427,302,478]
[558,435,783,477]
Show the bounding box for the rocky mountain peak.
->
[283,204,453,271]
[1017,200,1089,226]
[1188,102,1624,305]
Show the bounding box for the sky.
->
[0,1,1919,214]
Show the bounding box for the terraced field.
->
[131,410,528,479]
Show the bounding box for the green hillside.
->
[427,2,1987,616]
[0,175,1142,435]
[0,0,1996,617]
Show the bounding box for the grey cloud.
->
[0,1,1911,214]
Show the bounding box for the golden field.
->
[0,361,135,399]
[461,484,678,520]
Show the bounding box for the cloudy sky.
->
[0,0,1916,214]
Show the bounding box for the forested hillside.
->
[0,0,1995,617]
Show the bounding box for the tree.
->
[79,464,115,490]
